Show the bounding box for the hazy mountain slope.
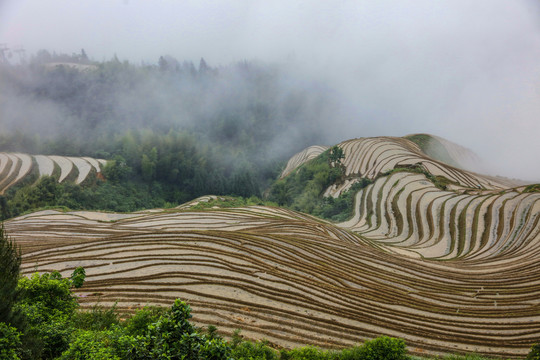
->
[404,133,482,171]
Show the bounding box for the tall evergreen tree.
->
[0,224,23,328]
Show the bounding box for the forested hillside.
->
[0,51,339,217]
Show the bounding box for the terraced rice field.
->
[7,135,540,358]
[0,153,106,193]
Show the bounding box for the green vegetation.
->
[522,184,540,193]
[4,282,416,360]
[0,321,22,360]
[59,299,232,360]
[1,128,272,219]
[382,165,453,191]
[274,338,406,360]
[328,145,345,166]
[0,224,23,331]
[356,336,407,360]
[528,343,540,360]
[4,175,171,217]
[267,146,457,222]
[231,333,279,359]
[183,195,277,211]
[268,149,372,222]
[16,272,81,358]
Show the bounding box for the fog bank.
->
[1,0,539,180]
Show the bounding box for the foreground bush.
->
[230,332,278,360]
[58,330,121,360]
[278,336,408,360]
[283,346,333,360]
[0,322,22,360]
[15,271,83,359]
[528,343,540,360]
[60,299,232,360]
[357,336,408,360]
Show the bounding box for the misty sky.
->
[1,0,540,180]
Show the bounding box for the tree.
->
[328,145,345,167]
[34,49,52,64]
[16,271,82,359]
[141,147,158,182]
[199,57,209,74]
[70,267,86,289]
[80,49,88,63]
[147,299,231,359]
[0,225,27,359]
[0,196,9,220]
[102,155,132,182]
[0,224,23,328]
[158,56,168,72]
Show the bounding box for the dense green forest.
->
[0,50,344,218]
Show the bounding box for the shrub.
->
[0,322,22,360]
[284,346,332,360]
[58,330,121,360]
[231,339,279,360]
[339,345,364,360]
[17,272,78,316]
[123,305,166,337]
[147,299,232,360]
[15,271,80,359]
[70,267,86,288]
[523,184,540,193]
[231,329,243,348]
[72,303,119,331]
[199,338,234,360]
[527,343,540,360]
[357,336,408,360]
[442,354,490,360]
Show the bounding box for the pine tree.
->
[80,48,88,63]
[199,57,209,74]
[0,224,23,327]
[329,145,345,166]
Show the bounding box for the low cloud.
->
[1,0,539,180]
